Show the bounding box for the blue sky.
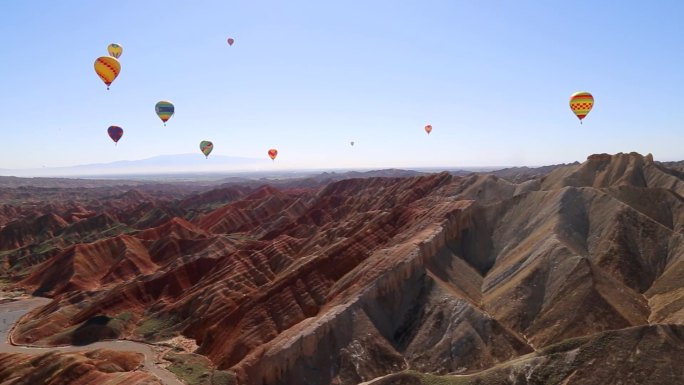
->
[1,1,684,172]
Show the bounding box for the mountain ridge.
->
[1,151,683,385]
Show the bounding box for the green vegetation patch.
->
[114,311,134,323]
[135,314,179,340]
[163,352,237,385]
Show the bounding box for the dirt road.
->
[0,297,184,385]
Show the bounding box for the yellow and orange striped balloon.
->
[569,91,594,123]
[94,56,121,90]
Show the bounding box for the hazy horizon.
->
[2,150,680,179]
[0,151,505,178]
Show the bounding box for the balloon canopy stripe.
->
[98,59,117,77]
[570,104,592,108]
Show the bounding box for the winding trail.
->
[0,297,184,385]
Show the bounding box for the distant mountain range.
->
[0,154,268,177]
[0,154,494,180]
[0,157,580,189]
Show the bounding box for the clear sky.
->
[1,1,684,172]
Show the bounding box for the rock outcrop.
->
[0,349,160,385]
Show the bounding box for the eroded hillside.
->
[2,152,683,385]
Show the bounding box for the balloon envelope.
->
[107,126,123,144]
[94,56,121,89]
[425,124,432,135]
[227,38,235,46]
[268,149,278,160]
[350,141,354,146]
[107,43,123,59]
[155,101,175,124]
[200,140,213,158]
[569,91,594,122]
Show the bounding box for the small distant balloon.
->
[569,91,594,124]
[108,43,123,59]
[268,148,278,161]
[200,141,214,158]
[350,141,355,146]
[107,126,123,145]
[94,56,121,90]
[425,124,432,135]
[227,38,235,46]
[155,101,175,126]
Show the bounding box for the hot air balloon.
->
[268,148,278,161]
[227,38,235,46]
[155,101,175,126]
[107,43,123,59]
[350,141,355,146]
[200,141,213,158]
[94,56,121,90]
[425,124,432,135]
[569,91,594,124]
[107,126,123,145]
